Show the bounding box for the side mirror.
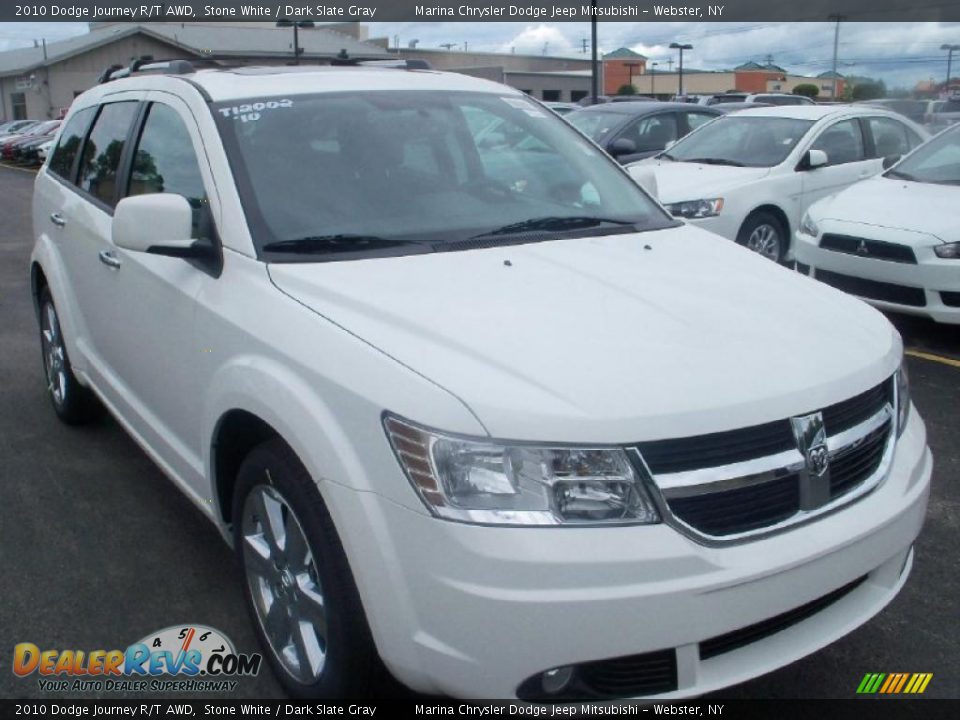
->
[798,149,828,171]
[113,194,194,254]
[609,137,638,157]
[882,154,901,170]
[627,165,659,200]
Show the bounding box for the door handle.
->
[50,213,66,227]
[98,250,122,269]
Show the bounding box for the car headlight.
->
[666,198,723,219]
[384,415,661,526]
[933,241,960,259]
[799,212,820,238]
[896,362,911,437]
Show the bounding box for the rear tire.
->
[38,287,101,425]
[232,438,380,698]
[737,211,787,262]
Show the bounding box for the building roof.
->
[604,48,648,60]
[735,61,788,73]
[0,23,389,77]
[816,70,845,79]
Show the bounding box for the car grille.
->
[941,291,960,308]
[636,377,895,541]
[815,269,927,307]
[819,234,917,264]
[699,575,867,660]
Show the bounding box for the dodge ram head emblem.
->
[791,412,832,509]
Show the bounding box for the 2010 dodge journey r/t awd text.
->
[31,62,931,700]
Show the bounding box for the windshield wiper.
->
[262,234,433,254]
[682,157,746,167]
[472,216,637,239]
[657,152,676,161]
[885,169,918,182]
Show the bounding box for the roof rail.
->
[98,57,220,84]
[329,50,432,70]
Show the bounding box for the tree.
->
[852,82,886,101]
[616,83,637,96]
[792,83,819,99]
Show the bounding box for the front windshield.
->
[887,126,960,185]
[566,110,627,141]
[666,115,814,167]
[215,91,673,261]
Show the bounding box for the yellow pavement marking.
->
[906,349,960,369]
[0,162,39,174]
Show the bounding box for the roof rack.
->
[329,50,432,70]
[98,57,222,84]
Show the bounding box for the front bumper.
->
[795,231,960,325]
[326,408,930,699]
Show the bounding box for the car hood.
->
[630,159,772,203]
[811,175,960,243]
[268,225,899,443]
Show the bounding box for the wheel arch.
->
[743,203,791,238]
[31,261,49,321]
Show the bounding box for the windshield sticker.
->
[501,96,547,118]
[218,99,293,122]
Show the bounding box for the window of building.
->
[542,90,562,102]
[77,102,139,207]
[11,92,27,120]
[571,91,588,103]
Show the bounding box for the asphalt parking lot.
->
[0,162,957,700]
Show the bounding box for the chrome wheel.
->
[41,302,67,407]
[241,484,327,684]
[746,222,781,261]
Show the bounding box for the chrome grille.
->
[634,377,897,543]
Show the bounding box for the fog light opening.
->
[541,666,574,695]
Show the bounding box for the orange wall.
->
[604,58,647,94]
[735,71,781,93]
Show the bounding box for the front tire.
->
[232,438,379,698]
[38,287,100,424]
[737,211,787,262]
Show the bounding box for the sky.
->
[0,21,957,89]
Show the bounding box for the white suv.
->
[32,61,931,700]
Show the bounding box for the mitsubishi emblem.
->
[791,412,832,509]
[856,239,869,256]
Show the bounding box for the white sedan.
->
[795,123,960,324]
[628,105,928,261]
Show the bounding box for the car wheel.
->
[737,211,787,262]
[233,438,379,698]
[38,287,100,424]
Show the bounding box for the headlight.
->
[666,198,723,219]
[799,212,820,238]
[896,362,911,437]
[933,241,960,259]
[384,416,661,526]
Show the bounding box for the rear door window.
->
[48,107,96,182]
[77,101,139,208]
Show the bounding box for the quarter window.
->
[78,102,139,207]
[48,107,95,182]
[866,117,914,158]
[810,119,865,166]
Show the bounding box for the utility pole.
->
[650,61,659,95]
[666,58,674,72]
[942,44,960,96]
[590,1,599,103]
[829,14,845,99]
[581,37,588,54]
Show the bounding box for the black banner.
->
[1,700,959,719]
[3,0,960,23]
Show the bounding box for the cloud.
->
[496,24,576,55]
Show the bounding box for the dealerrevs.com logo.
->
[13,625,262,693]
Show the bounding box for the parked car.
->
[32,61,929,701]
[13,124,60,165]
[567,102,722,164]
[628,105,928,261]
[0,119,40,142]
[795,123,960,324]
[856,98,927,126]
[36,139,55,164]
[542,101,577,116]
[695,93,813,107]
[576,94,656,106]
[924,97,960,132]
[1,120,60,159]
[712,101,772,114]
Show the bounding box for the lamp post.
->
[669,42,693,98]
[590,0,599,103]
[650,61,659,96]
[276,19,315,65]
[942,44,960,96]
